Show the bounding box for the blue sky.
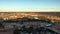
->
[0,0,60,11]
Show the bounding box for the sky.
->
[0,0,60,12]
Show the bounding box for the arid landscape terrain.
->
[0,12,60,34]
[0,12,60,20]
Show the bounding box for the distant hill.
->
[36,12,60,17]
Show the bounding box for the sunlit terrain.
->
[0,12,60,21]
